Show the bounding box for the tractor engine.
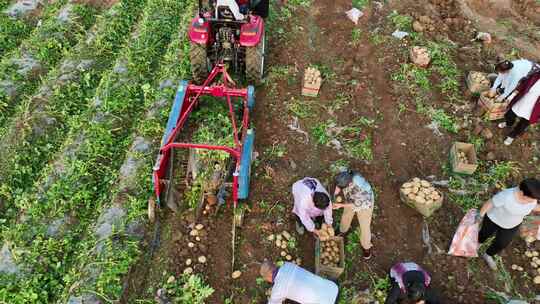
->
[216,27,237,63]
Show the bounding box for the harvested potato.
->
[267,234,275,241]
[534,276,540,284]
[188,242,195,248]
[412,186,420,194]
[511,264,518,270]
[282,231,291,240]
[195,224,204,230]
[276,234,282,241]
[531,261,538,268]
[276,240,282,247]
[198,256,207,264]
[231,270,242,279]
[195,236,201,242]
[281,243,287,249]
[190,230,198,237]
[184,267,193,275]
[413,177,421,183]
[286,255,292,261]
[186,259,192,266]
[420,180,430,187]
[280,251,287,257]
[533,251,539,257]
[517,266,524,272]
[403,188,412,195]
[336,196,343,203]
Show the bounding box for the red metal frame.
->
[153,64,251,207]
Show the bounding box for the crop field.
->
[0,0,539,303]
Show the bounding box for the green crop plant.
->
[392,63,431,92]
[61,3,195,301]
[311,121,332,145]
[430,108,458,133]
[448,161,520,210]
[0,0,148,222]
[160,274,214,304]
[0,0,69,57]
[0,0,186,302]
[0,1,98,129]
[388,11,413,31]
[427,41,461,101]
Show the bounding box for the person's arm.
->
[532,204,540,213]
[479,199,493,218]
[323,204,333,226]
[490,74,502,94]
[298,209,316,232]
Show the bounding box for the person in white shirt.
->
[476,178,540,270]
[497,70,540,145]
[292,177,333,237]
[260,260,339,304]
[489,59,535,101]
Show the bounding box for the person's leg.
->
[339,206,355,234]
[356,207,373,250]
[294,214,305,235]
[486,225,520,256]
[501,109,517,128]
[508,118,531,139]
[478,216,498,244]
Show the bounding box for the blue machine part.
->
[238,129,255,199]
[247,85,255,110]
[161,80,189,146]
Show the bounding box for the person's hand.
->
[313,229,321,238]
[332,203,343,209]
[487,90,496,98]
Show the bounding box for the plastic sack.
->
[448,209,479,257]
[346,8,363,24]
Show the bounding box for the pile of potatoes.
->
[267,231,302,265]
[401,178,441,206]
[319,223,335,242]
[320,239,341,267]
[481,91,504,103]
[511,250,540,284]
[469,72,490,87]
[457,151,469,164]
[183,223,208,275]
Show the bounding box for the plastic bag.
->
[346,8,363,24]
[448,209,479,257]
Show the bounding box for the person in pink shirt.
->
[292,177,333,237]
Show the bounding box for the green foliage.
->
[287,0,312,8]
[162,274,214,304]
[345,136,373,161]
[388,11,413,31]
[430,109,458,133]
[351,28,362,45]
[311,121,332,145]
[392,63,431,91]
[427,41,461,99]
[0,0,189,302]
[448,161,520,210]
[352,0,369,9]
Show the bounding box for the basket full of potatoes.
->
[315,224,344,279]
[400,178,443,217]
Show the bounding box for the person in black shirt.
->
[385,262,441,304]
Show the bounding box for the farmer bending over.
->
[488,59,538,101]
[497,70,540,145]
[260,259,338,304]
[292,177,333,237]
[385,262,441,304]
[332,169,374,259]
[477,178,540,270]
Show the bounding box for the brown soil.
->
[122,0,540,303]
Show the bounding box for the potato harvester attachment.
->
[153,63,255,209]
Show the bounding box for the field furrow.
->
[0,0,65,57]
[63,11,193,301]
[0,0,148,215]
[0,0,186,302]
[0,0,98,130]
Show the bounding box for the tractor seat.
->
[216,0,245,21]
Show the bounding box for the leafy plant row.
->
[0,0,187,302]
[0,0,65,57]
[0,0,97,130]
[64,5,194,300]
[0,0,148,223]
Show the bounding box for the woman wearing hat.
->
[333,170,375,259]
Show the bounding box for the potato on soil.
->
[231,270,242,279]
[188,242,195,248]
[534,276,540,284]
[186,259,192,266]
[195,224,204,230]
[282,231,291,240]
[280,251,287,257]
[286,255,292,261]
[267,234,275,241]
[198,256,207,263]
[184,267,193,275]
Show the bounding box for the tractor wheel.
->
[190,43,209,83]
[245,32,265,84]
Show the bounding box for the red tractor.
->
[188,0,268,83]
